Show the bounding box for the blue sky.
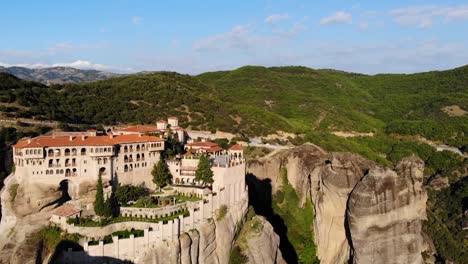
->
[1,0,468,74]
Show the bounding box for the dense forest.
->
[1,66,466,147]
[0,66,467,263]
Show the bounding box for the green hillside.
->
[0,65,467,147]
[198,65,467,147]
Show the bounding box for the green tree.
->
[93,172,106,216]
[152,158,172,188]
[195,155,214,186]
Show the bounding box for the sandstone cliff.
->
[241,216,286,264]
[247,144,428,264]
[347,157,427,264]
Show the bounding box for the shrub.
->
[9,183,18,202]
[229,246,248,264]
[216,205,228,221]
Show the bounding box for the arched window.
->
[136,144,140,151]
[103,158,107,164]
[72,148,77,156]
[65,169,71,177]
[65,159,70,167]
[56,169,60,174]
[97,158,102,165]
[142,153,145,161]
[55,149,61,156]
[48,149,54,157]
[72,158,76,166]
[136,154,140,161]
[81,148,86,156]
[65,149,70,156]
[124,165,129,172]
[60,169,64,174]
[48,159,53,167]
[124,146,128,153]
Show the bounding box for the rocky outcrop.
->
[247,144,428,264]
[241,216,286,264]
[136,192,250,264]
[311,153,374,264]
[347,157,427,264]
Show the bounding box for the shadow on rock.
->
[246,173,298,264]
[50,240,134,264]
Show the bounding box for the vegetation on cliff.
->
[273,168,320,264]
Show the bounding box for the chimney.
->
[69,136,73,141]
[27,139,31,144]
[109,134,114,139]
[81,135,86,140]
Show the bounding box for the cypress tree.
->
[195,154,214,186]
[152,158,172,188]
[94,172,105,216]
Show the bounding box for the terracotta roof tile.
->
[206,146,223,152]
[186,141,218,148]
[53,204,81,217]
[14,134,163,148]
[229,144,244,151]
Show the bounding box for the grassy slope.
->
[198,65,467,146]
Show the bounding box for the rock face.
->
[347,157,427,264]
[247,144,428,264]
[136,192,250,264]
[242,216,286,264]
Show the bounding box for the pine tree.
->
[94,172,106,216]
[152,158,172,188]
[195,154,214,186]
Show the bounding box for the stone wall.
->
[120,202,189,219]
[60,188,250,263]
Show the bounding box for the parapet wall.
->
[61,188,249,263]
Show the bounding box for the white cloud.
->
[132,16,142,24]
[272,18,308,37]
[359,22,369,30]
[0,60,133,73]
[390,5,468,28]
[320,11,352,25]
[265,14,289,24]
[193,25,276,52]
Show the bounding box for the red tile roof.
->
[120,125,159,133]
[229,144,244,151]
[14,134,163,148]
[53,204,81,217]
[206,146,223,153]
[186,141,218,148]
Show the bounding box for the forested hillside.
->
[0,66,467,263]
[0,65,467,148]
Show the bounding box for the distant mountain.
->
[0,66,120,85]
